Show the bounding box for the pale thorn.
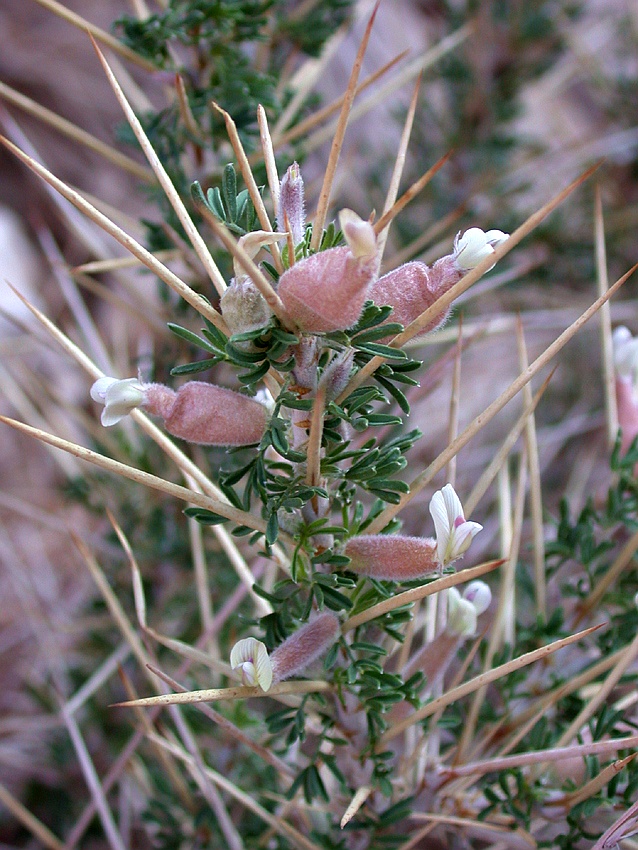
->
[612,326,638,383]
[339,209,377,260]
[232,230,287,279]
[453,227,509,272]
[446,586,478,637]
[429,483,483,568]
[90,376,146,426]
[230,637,273,691]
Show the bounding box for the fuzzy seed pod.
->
[270,612,340,683]
[368,257,459,335]
[369,228,508,336]
[277,210,377,333]
[291,336,319,392]
[144,381,269,446]
[220,230,286,341]
[345,534,438,580]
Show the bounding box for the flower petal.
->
[484,230,509,247]
[463,580,492,615]
[447,591,477,637]
[230,638,273,691]
[429,484,481,567]
[101,406,131,427]
[441,483,463,524]
[90,376,118,403]
[453,227,509,272]
[99,378,146,426]
[429,489,451,566]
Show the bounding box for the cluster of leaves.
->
[464,440,638,845]
[168,313,420,544]
[114,0,354,244]
[546,434,638,620]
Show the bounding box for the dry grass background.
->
[0,0,637,847]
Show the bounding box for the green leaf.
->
[207,186,226,219]
[170,358,220,376]
[355,342,408,360]
[238,360,271,384]
[223,164,237,221]
[167,323,221,354]
[183,507,228,525]
[375,375,411,414]
[190,179,208,210]
[351,322,404,343]
[266,512,279,545]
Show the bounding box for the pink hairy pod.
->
[144,381,269,446]
[270,612,340,683]
[290,337,319,392]
[345,534,438,580]
[369,228,508,335]
[368,256,459,335]
[277,210,377,333]
[402,631,462,688]
[220,231,287,342]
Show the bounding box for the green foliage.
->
[192,165,261,236]
[22,1,638,849]
[114,0,355,240]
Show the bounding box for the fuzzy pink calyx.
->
[144,381,269,446]
[278,246,374,332]
[278,211,377,333]
[345,534,438,580]
[270,612,340,683]
[369,227,508,336]
[368,256,459,335]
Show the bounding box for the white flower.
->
[446,580,492,638]
[453,227,509,272]
[613,326,638,384]
[339,208,377,260]
[90,376,146,426]
[232,230,287,280]
[230,637,273,691]
[429,483,483,568]
[462,580,492,615]
[446,587,477,637]
[253,387,276,412]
